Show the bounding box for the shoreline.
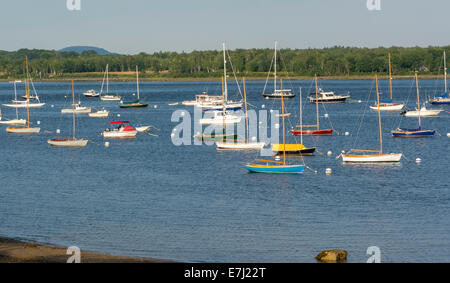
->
[0,236,172,263]
[0,74,447,83]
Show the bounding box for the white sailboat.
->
[402,73,443,117]
[0,81,27,125]
[3,74,45,108]
[6,57,40,134]
[216,78,265,150]
[262,41,295,99]
[83,89,100,97]
[369,53,404,111]
[48,80,88,147]
[100,64,122,101]
[341,75,402,163]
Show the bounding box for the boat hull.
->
[216,142,265,150]
[309,97,349,104]
[291,129,333,136]
[119,103,148,108]
[273,148,316,156]
[100,95,121,101]
[199,117,242,125]
[342,153,402,163]
[61,107,92,114]
[262,93,296,99]
[392,129,435,137]
[0,119,27,125]
[403,109,443,117]
[246,164,305,174]
[48,138,88,147]
[6,127,40,134]
[2,103,45,108]
[369,103,405,111]
[102,131,137,138]
[194,133,237,141]
[88,111,109,118]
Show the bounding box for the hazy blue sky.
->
[1,0,449,54]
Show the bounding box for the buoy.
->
[325,168,332,175]
[133,93,136,96]
[275,156,281,161]
[154,105,158,108]
[261,104,265,108]
[275,123,280,129]
[56,129,60,134]
[447,133,450,137]
[251,136,257,141]
[120,101,123,104]
[324,113,329,118]
[270,109,273,113]
[345,132,350,136]
[51,105,54,108]
[117,114,121,117]
[104,142,110,147]
[327,151,332,156]
[358,100,362,103]
[341,150,346,154]
[37,121,40,125]
[416,158,422,164]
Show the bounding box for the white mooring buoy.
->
[104,142,110,147]
[345,131,350,136]
[416,158,422,164]
[325,168,332,175]
[447,133,450,137]
[37,121,40,125]
[324,113,329,118]
[56,129,60,134]
[327,151,332,156]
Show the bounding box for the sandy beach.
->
[0,237,170,263]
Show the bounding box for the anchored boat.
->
[119,66,148,108]
[48,80,88,147]
[392,72,435,137]
[341,75,402,163]
[102,121,137,138]
[429,51,450,105]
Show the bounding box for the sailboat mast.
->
[281,79,285,166]
[14,81,18,120]
[243,78,249,143]
[415,72,421,128]
[223,42,228,102]
[444,51,448,93]
[222,77,225,131]
[72,80,76,139]
[315,74,319,130]
[388,53,393,100]
[136,65,140,101]
[25,56,30,128]
[274,41,277,92]
[375,75,382,154]
[299,87,303,145]
[106,64,109,94]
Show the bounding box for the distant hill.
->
[58,46,113,55]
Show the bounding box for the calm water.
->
[0,78,449,263]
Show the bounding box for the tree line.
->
[0,45,449,79]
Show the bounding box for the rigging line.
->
[262,52,275,96]
[350,79,375,151]
[278,50,296,91]
[394,79,415,129]
[225,49,243,101]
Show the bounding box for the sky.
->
[0,0,449,54]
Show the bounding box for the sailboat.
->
[246,80,305,173]
[0,81,27,125]
[272,80,316,155]
[369,53,404,111]
[194,42,239,141]
[429,51,450,105]
[100,64,122,101]
[120,66,148,108]
[216,78,265,150]
[262,41,295,99]
[48,80,88,147]
[341,75,402,163]
[292,75,333,136]
[392,72,435,137]
[3,66,45,109]
[6,57,41,134]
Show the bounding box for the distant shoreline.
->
[0,74,446,83]
[0,236,171,263]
